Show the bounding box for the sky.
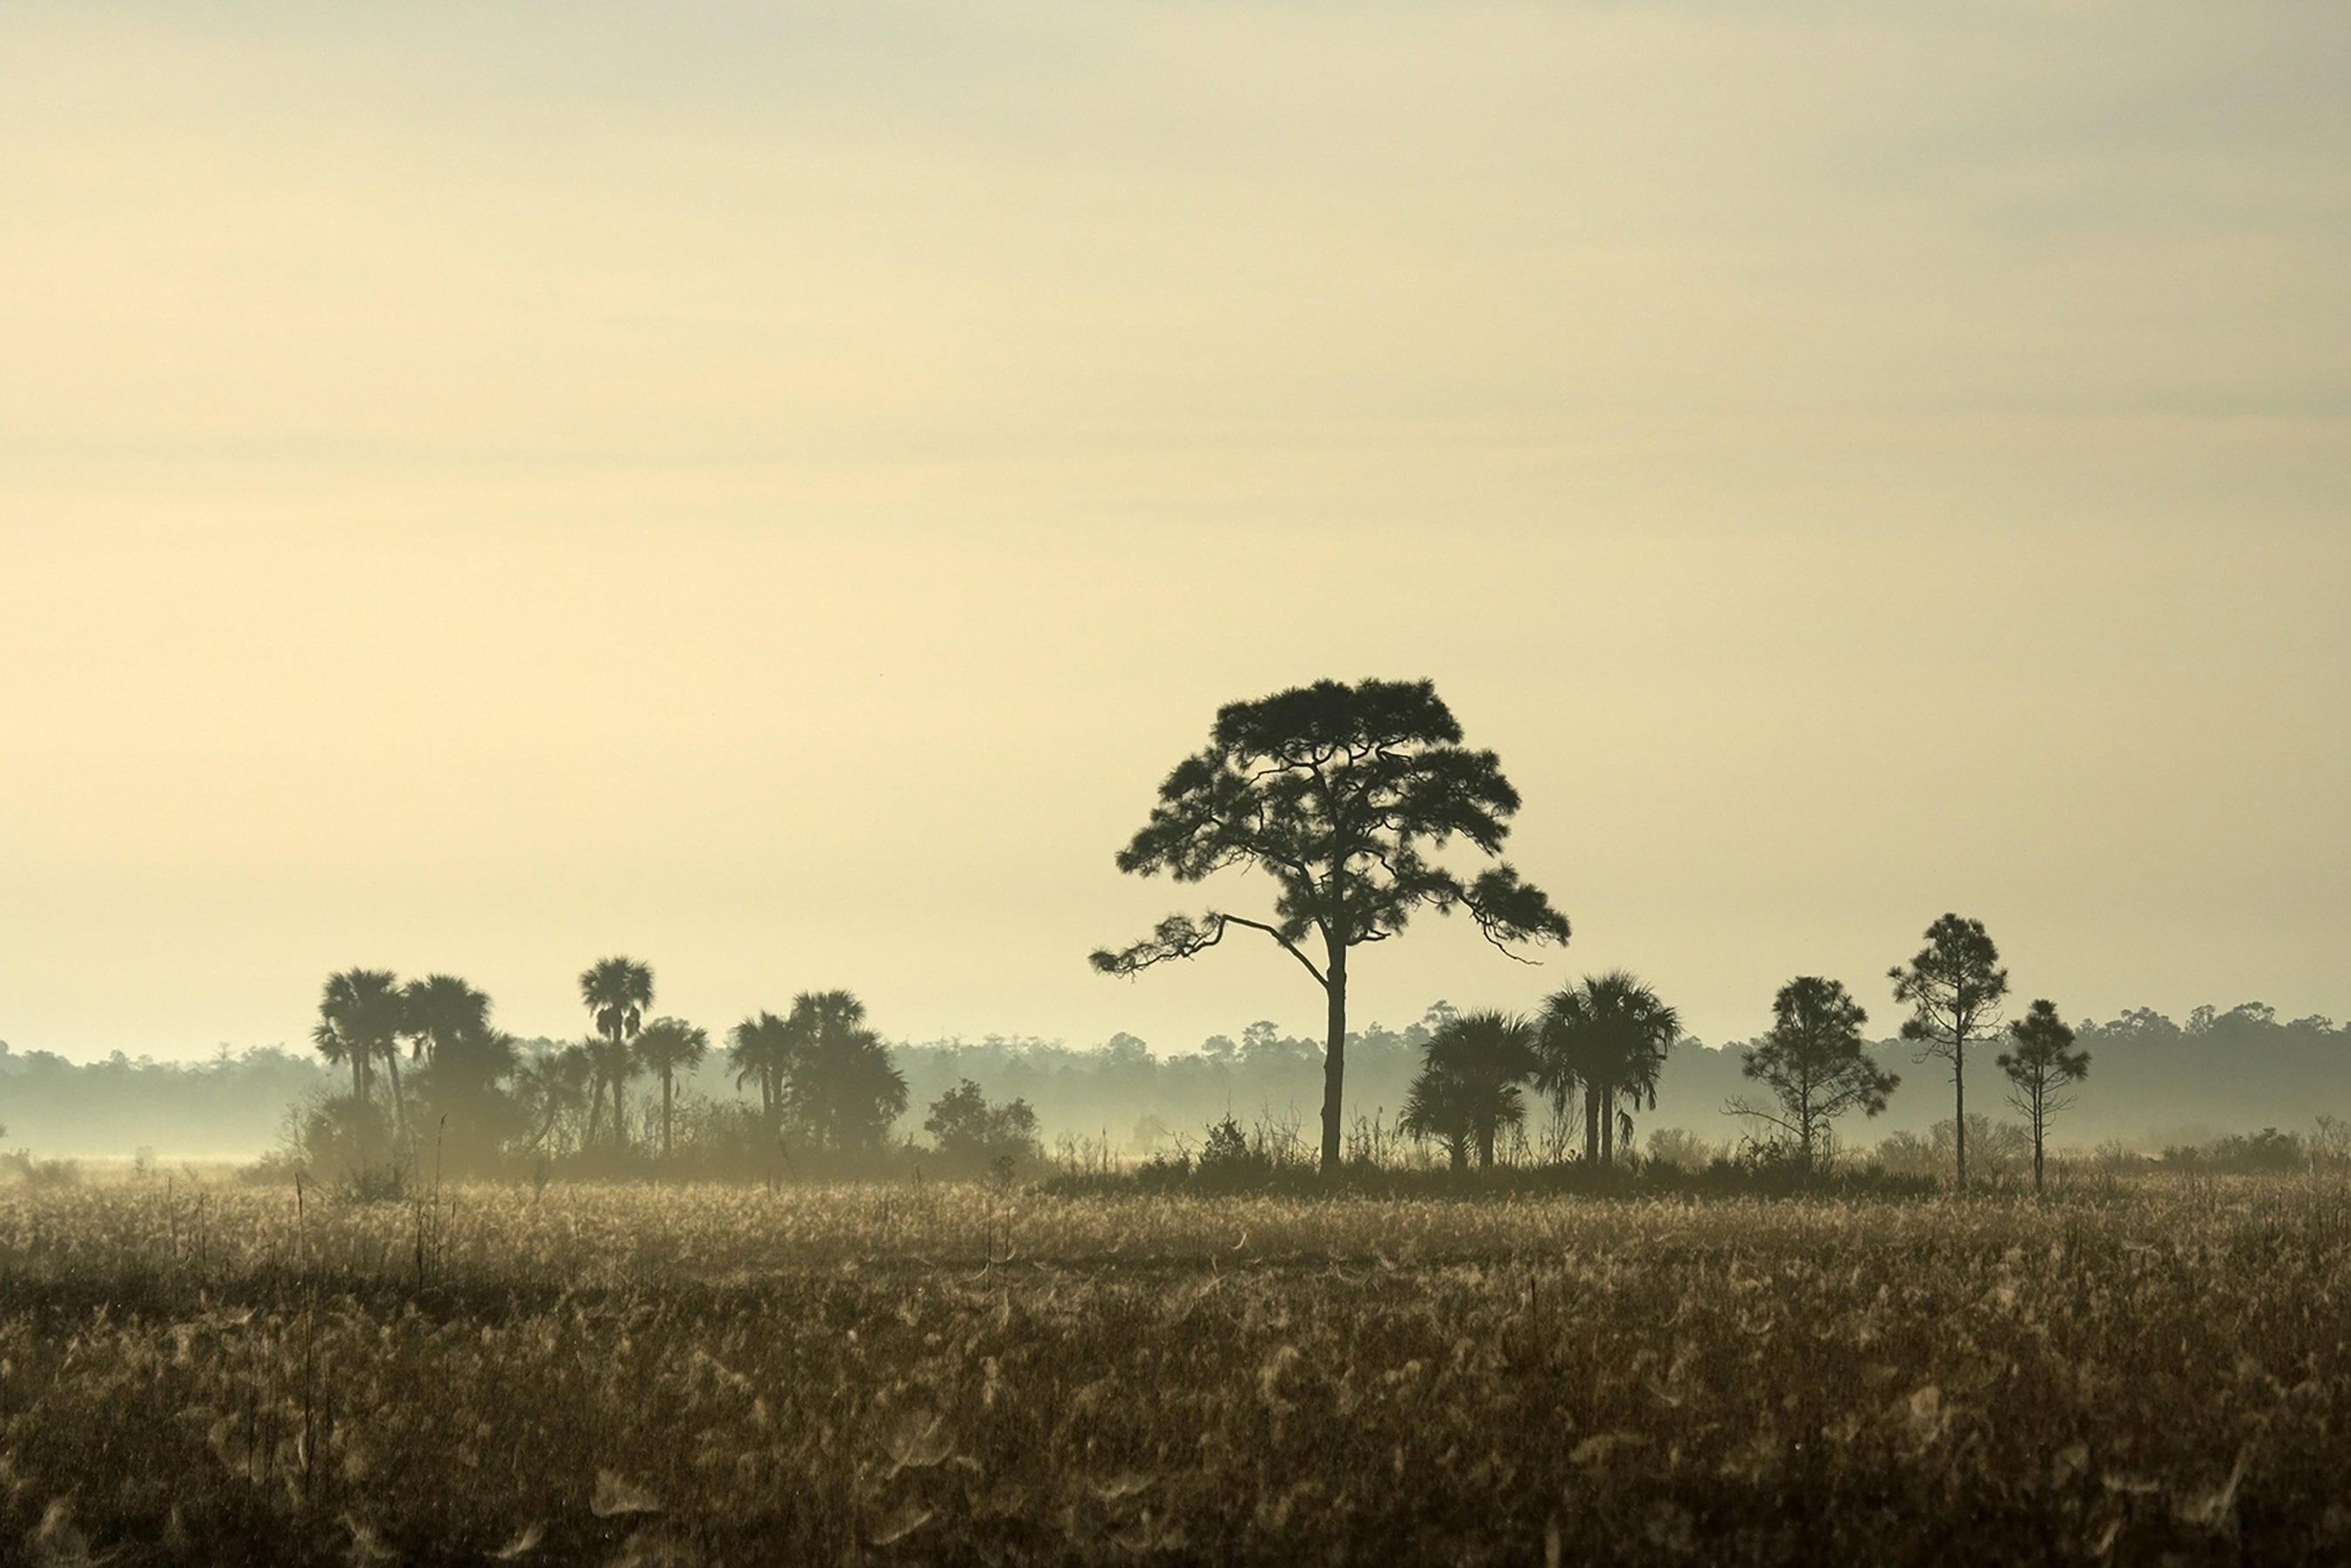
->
[3,2,2347,1065]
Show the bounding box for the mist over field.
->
[3,999,2341,1168]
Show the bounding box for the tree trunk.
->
[662,1073,675,1158]
[1477,1122,1495,1172]
[2031,1090,2045,1195]
[384,1051,406,1145]
[1601,1089,1615,1169]
[1318,938,1347,1175]
[1584,1084,1600,1166]
[1449,1137,1467,1173]
[1953,1040,1967,1190]
[614,1080,629,1153]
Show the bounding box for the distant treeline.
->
[0,1044,331,1160]
[893,1001,2351,1160]
[2,999,2341,1161]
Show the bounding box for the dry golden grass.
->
[3,1174,2348,1563]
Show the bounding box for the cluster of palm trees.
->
[1398,971,1681,1172]
[560,956,710,1156]
[312,957,911,1164]
[477,957,716,1158]
[311,968,515,1146]
[724,990,908,1155]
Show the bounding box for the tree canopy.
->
[1092,677,1568,1172]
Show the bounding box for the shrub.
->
[1640,1127,1720,1171]
[923,1080,1045,1177]
[2164,1127,2307,1172]
[0,1151,81,1188]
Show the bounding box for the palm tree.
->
[1398,1009,1538,1171]
[778,990,908,1156]
[414,1026,522,1165]
[578,957,654,1150]
[585,1033,643,1152]
[727,1011,792,1128]
[398,973,491,1147]
[1398,1062,1477,1170]
[402,973,491,1068]
[515,1043,592,1154]
[318,967,406,1127]
[634,1016,710,1158]
[1536,971,1682,1170]
[311,1018,365,1105]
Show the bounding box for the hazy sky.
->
[4,3,2347,1064]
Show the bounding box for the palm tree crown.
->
[579,957,654,1047]
[728,1011,793,1125]
[403,973,491,1065]
[317,967,405,1108]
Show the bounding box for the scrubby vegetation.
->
[4,1172,2351,1563]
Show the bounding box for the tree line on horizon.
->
[0,996,2341,1174]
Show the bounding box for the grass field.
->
[3,1174,2348,1564]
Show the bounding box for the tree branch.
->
[1090,910,1328,989]
[1722,1097,1799,1140]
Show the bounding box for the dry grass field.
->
[3,1174,2348,1564]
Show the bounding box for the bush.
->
[2164,1127,2307,1172]
[1640,1127,1720,1172]
[1868,1114,2031,1181]
[0,1151,81,1188]
[293,1094,397,1182]
[1192,1114,1284,1189]
[923,1080,1044,1177]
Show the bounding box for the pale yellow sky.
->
[3,3,2347,1061]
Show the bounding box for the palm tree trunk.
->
[614,1080,628,1152]
[662,1072,674,1158]
[384,1050,406,1145]
[1584,1086,1600,1166]
[1601,1087,1615,1169]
